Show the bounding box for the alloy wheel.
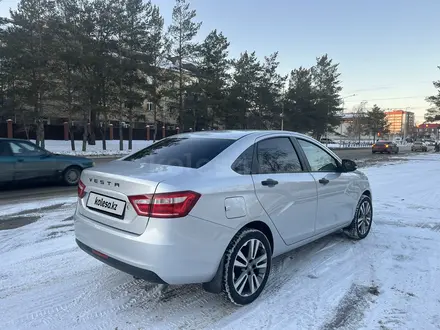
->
[357,200,372,236]
[232,238,268,297]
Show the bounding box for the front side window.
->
[124,137,235,169]
[0,141,12,157]
[8,141,46,156]
[256,137,302,174]
[298,139,339,172]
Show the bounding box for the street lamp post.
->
[339,94,357,142]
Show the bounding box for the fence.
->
[0,122,179,141]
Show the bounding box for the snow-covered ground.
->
[37,139,375,157]
[37,140,153,157]
[1,154,440,330]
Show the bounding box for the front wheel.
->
[344,195,373,240]
[223,228,272,306]
[63,166,81,186]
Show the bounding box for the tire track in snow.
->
[320,284,377,330]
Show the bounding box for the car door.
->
[296,138,356,234]
[8,141,57,180]
[251,136,318,245]
[0,141,15,183]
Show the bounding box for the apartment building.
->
[385,109,415,137]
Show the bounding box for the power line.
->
[345,95,427,102]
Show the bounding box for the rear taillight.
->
[385,144,389,148]
[372,144,376,147]
[78,180,86,199]
[128,191,201,218]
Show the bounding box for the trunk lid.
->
[78,160,196,234]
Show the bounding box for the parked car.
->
[411,141,428,152]
[74,130,373,306]
[372,141,399,154]
[320,137,335,144]
[425,140,436,147]
[0,138,94,186]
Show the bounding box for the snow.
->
[37,140,153,157]
[0,197,77,217]
[1,154,440,330]
[35,139,379,158]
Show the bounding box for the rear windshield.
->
[123,137,235,169]
[375,142,389,146]
[414,142,423,145]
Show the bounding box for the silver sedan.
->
[74,130,373,306]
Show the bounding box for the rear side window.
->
[124,137,235,169]
[256,137,303,174]
[232,145,254,175]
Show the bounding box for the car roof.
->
[172,130,307,140]
[0,138,32,142]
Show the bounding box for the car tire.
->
[344,194,373,240]
[223,228,272,306]
[63,166,82,186]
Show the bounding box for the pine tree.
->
[426,66,440,118]
[228,51,261,129]
[167,0,202,129]
[143,5,171,141]
[3,0,58,148]
[121,0,155,150]
[425,69,440,122]
[51,0,84,151]
[311,54,343,139]
[197,29,230,129]
[284,67,317,132]
[365,104,389,142]
[255,52,286,129]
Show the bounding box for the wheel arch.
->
[240,220,274,255]
[63,164,83,174]
[362,189,372,198]
[202,220,274,295]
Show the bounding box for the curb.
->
[329,147,371,151]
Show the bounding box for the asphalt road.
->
[0,146,415,205]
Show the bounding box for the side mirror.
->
[341,159,357,172]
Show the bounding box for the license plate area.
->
[86,192,127,219]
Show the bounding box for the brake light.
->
[372,144,376,147]
[128,191,201,218]
[78,180,86,199]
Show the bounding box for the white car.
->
[74,130,373,305]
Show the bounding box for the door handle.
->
[318,178,329,185]
[261,179,278,187]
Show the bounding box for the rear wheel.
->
[223,228,272,306]
[63,166,81,186]
[344,195,373,240]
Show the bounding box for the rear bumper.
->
[74,209,235,285]
[372,148,391,152]
[76,239,166,284]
